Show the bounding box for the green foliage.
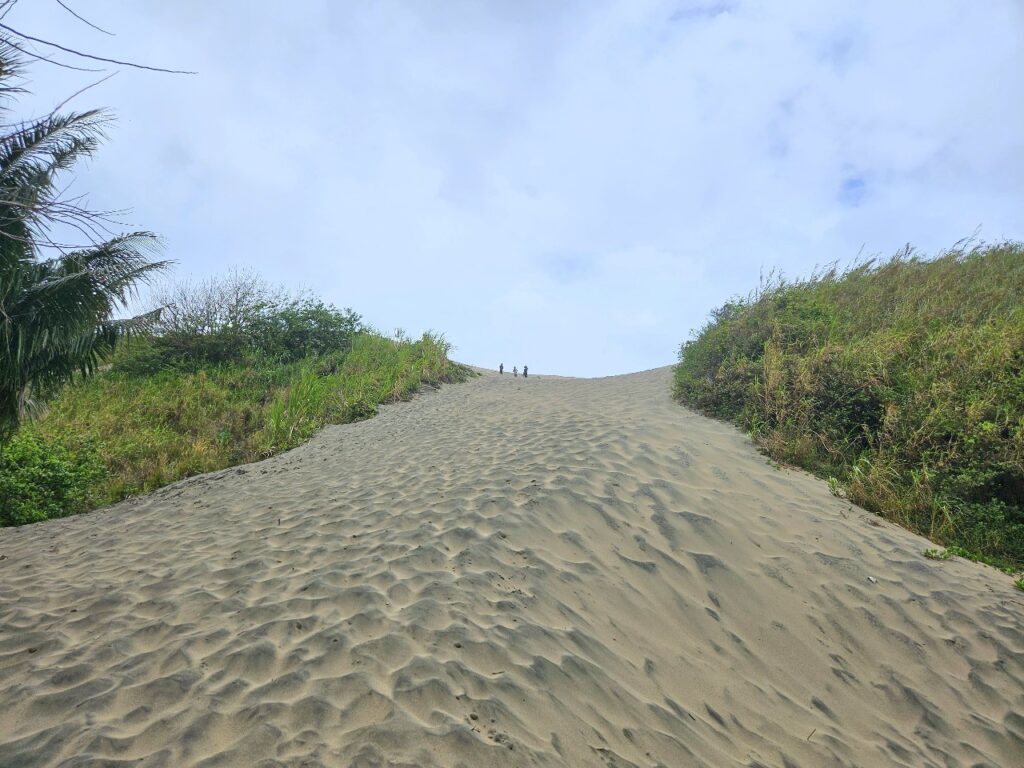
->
[261,364,338,453]
[0,429,105,525]
[922,546,1016,574]
[674,242,1024,568]
[259,331,467,454]
[115,269,363,371]
[1015,577,1024,592]
[249,297,362,361]
[0,329,468,524]
[939,545,1016,574]
[0,43,168,436]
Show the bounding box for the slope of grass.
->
[674,242,1024,570]
[1,332,469,524]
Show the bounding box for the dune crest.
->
[1,368,1022,767]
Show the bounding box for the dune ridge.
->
[1,367,1022,767]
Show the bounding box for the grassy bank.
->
[3,332,468,525]
[1,270,470,527]
[674,242,1024,570]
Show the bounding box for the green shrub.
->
[674,242,1024,569]
[0,430,106,526]
[135,270,364,370]
[109,337,171,376]
[248,299,362,361]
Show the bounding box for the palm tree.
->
[0,42,169,437]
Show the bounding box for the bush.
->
[0,430,106,526]
[116,269,364,371]
[674,242,1024,569]
[248,298,362,361]
[109,337,170,376]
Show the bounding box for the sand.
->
[1,367,1022,767]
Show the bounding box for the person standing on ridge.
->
[499,363,504,374]
[523,365,528,378]
[513,366,518,377]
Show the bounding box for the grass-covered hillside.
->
[0,272,470,526]
[674,242,1024,570]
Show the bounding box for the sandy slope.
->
[1,368,1022,768]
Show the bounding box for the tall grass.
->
[0,332,469,522]
[674,242,1024,569]
[1,265,472,527]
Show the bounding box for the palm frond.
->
[0,38,170,437]
[0,40,25,109]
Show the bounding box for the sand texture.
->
[1,368,1022,767]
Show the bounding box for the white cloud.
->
[6,0,1023,375]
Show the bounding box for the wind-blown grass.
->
[1,331,469,525]
[673,242,1024,569]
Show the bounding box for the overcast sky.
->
[7,1,1024,376]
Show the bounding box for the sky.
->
[5,0,1023,376]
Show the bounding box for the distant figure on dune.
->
[523,365,528,378]
[513,366,518,377]
[499,363,504,374]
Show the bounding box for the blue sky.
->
[7,0,1024,376]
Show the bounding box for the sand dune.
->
[1,368,1022,767]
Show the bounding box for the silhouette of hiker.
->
[523,365,528,378]
[513,366,518,377]
[499,363,504,374]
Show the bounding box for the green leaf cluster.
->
[106,269,363,374]
[0,429,105,525]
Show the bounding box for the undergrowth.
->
[0,268,470,526]
[0,430,106,525]
[7,332,468,518]
[674,242,1024,570]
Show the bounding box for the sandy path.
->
[1,368,1021,767]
